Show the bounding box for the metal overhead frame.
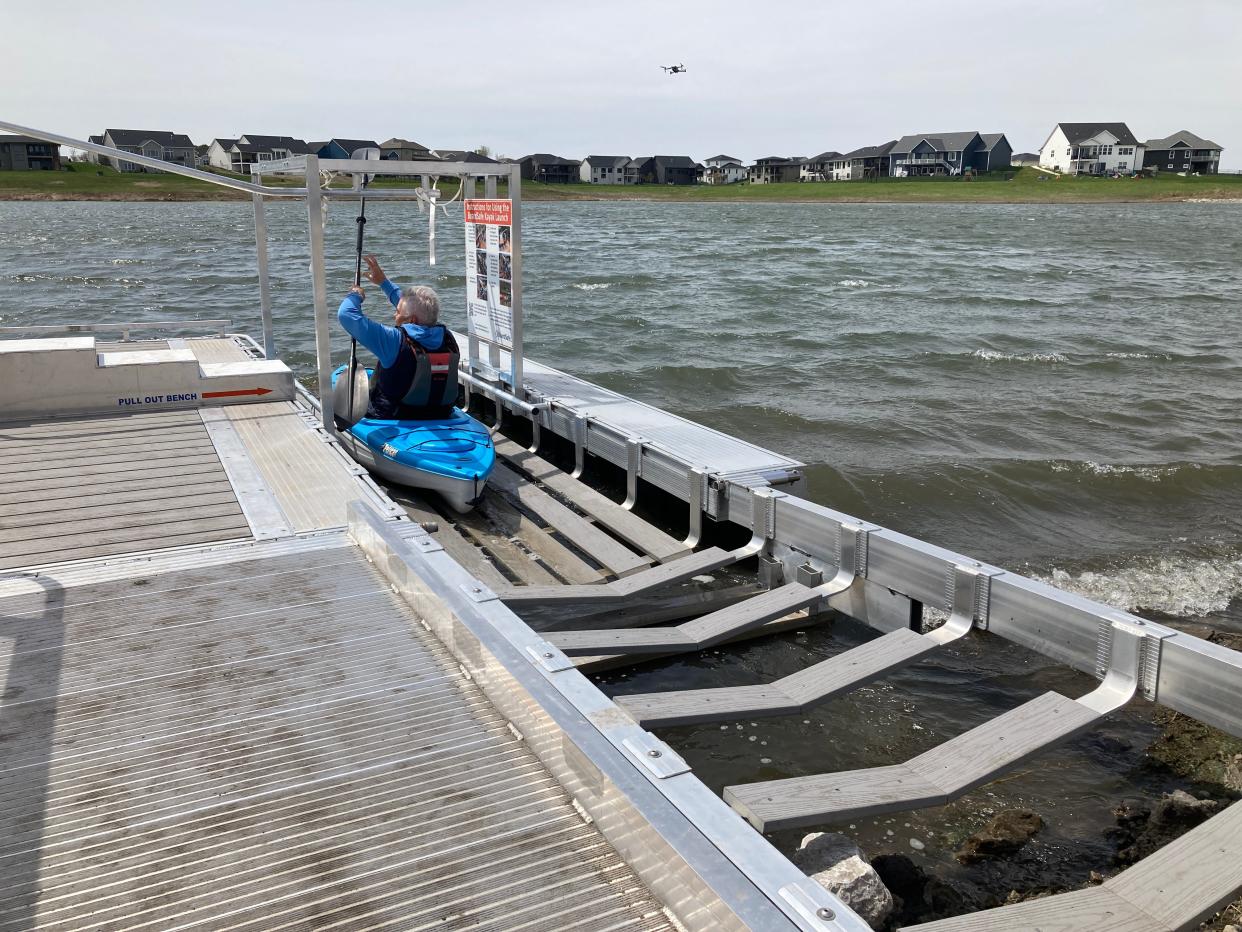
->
[254,154,526,429]
[0,122,532,439]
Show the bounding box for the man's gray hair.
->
[401,285,440,325]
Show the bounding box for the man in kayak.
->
[337,254,461,421]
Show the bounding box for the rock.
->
[956,809,1044,863]
[908,837,925,851]
[1114,790,1221,865]
[793,832,894,928]
[923,876,999,918]
[1224,754,1242,793]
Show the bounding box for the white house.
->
[701,154,746,184]
[800,151,841,182]
[208,135,311,173]
[1038,123,1144,175]
[580,155,631,184]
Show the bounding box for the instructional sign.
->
[463,199,514,361]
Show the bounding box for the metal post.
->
[463,175,481,376]
[507,164,525,396]
[305,156,335,431]
[251,178,276,359]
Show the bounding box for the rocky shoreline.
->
[796,627,1242,929]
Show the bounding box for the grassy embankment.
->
[3,163,1242,203]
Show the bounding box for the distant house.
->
[431,149,500,164]
[889,132,1005,177]
[209,135,311,173]
[800,151,841,182]
[1038,123,1143,175]
[828,141,896,181]
[580,155,631,184]
[98,129,196,173]
[519,153,580,183]
[646,155,698,185]
[749,156,803,184]
[1011,152,1040,167]
[380,138,434,162]
[702,154,747,185]
[315,138,381,159]
[1142,131,1223,174]
[0,135,61,171]
[195,144,209,167]
[979,134,1013,172]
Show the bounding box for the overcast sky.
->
[8,0,1241,168]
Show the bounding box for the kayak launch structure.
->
[1,121,1242,932]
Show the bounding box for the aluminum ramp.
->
[0,540,676,931]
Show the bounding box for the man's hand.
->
[349,285,365,301]
[363,254,385,286]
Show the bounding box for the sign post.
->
[463,193,522,394]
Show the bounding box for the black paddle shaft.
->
[346,181,369,418]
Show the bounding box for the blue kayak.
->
[331,365,495,512]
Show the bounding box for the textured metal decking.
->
[0,543,674,931]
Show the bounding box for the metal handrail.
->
[0,121,307,197]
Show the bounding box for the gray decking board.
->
[549,583,819,656]
[908,801,1242,931]
[725,691,1104,832]
[473,490,602,585]
[0,544,672,931]
[489,462,652,577]
[495,438,689,562]
[0,410,252,570]
[500,546,736,608]
[620,626,933,728]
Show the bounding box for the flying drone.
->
[661,63,687,74]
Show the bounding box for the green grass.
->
[3,164,1240,203]
[521,168,1242,203]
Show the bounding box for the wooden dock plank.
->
[0,425,210,461]
[620,685,799,728]
[779,628,934,706]
[548,583,818,657]
[495,438,689,562]
[0,511,249,564]
[0,489,240,532]
[0,438,218,476]
[475,490,603,585]
[909,803,1242,931]
[613,627,933,728]
[490,462,651,577]
[379,490,511,591]
[0,461,226,504]
[500,546,734,607]
[454,501,566,587]
[723,691,1104,832]
[0,476,236,520]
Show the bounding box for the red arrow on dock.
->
[202,387,274,399]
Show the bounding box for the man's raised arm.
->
[364,254,402,309]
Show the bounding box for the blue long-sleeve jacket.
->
[337,279,446,367]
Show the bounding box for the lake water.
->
[3,199,1240,905]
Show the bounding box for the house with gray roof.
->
[519,153,580,183]
[380,138,434,162]
[701,154,746,184]
[315,139,381,159]
[1142,131,1223,174]
[580,155,632,184]
[749,156,804,184]
[98,129,196,173]
[889,131,1008,177]
[800,151,842,182]
[431,149,500,164]
[208,135,312,173]
[1038,123,1143,175]
[824,141,897,181]
[0,135,61,171]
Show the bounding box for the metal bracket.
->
[571,414,590,479]
[684,466,708,549]
[778,880,846,928]
[622,437,644,510]
[926,562,999,644]
[459,581,499,603]
[408,535,443,554]
[1089,615,1174,706]
[622,734,691,779]
[526,642,575,673]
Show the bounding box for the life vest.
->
[368,326,460,420]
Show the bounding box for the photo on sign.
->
[473,224,487,249]
[475,250,488,276]
[499,253,512,280]
[498,225,511,253]
[476,278,488,300]
[499,280,512,308]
